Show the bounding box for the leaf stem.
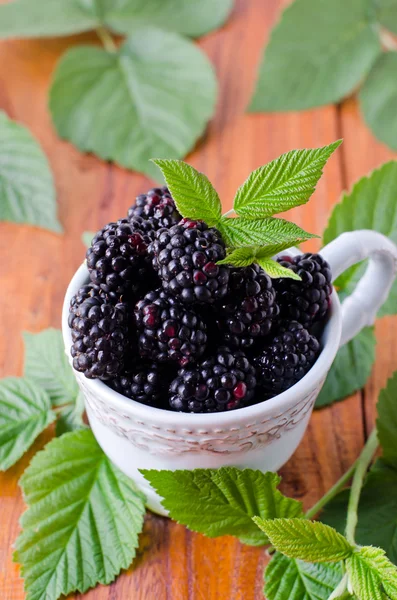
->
[305,459,359,520]
[96,27,117,53]
[223,209,235,218]
[345,428,378,544]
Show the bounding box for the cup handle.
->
[320,230,397,347]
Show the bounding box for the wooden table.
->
[1,1,396,598]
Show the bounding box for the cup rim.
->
[62,256,342,427]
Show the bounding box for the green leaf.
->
[360,53,397,153]
[257,257,302,280]
[56,391,87,437]
[315,327,376,408]
[218,244,302,279]
[23,329,79,408]
[233,142,341,218]
[82,231,95,248]
[254,518,353,562]
[218,216,317,247]
[152,159,221,225]
[0,111,61,232]
[14,429,146,600]
[323,161,397,317]
[264,552,343,600]
[249,0,381,111]
[0,378,54,471]
[141,468,303,546]
[322,461,397,566]
[0,0,233,40]
[217,247,257,268]
[49,30,217,179]
[377,372,397,467]
[0,0,98,39]
[378,0,397,35]
[105,0,235,38]
[346,546,397,600]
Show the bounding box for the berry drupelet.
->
[255,320,320,395]
[169,346,257,413]
[108,363,167,407]
[216,264,279,349]
[149,219,230,305]
[128,187,181,231]
[135,289,208,366]
[274,253,332,326]
[68,284,130,379]
[86,219,155,297]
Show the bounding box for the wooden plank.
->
[0,1,369,598]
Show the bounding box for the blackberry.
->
[274,253,332,326]
[216,264,279,349]
[68,285,130,379]
[108,363,166,407]
[135,289,207,366]
[128,186,181,230]
[169,346,257,413]
[255,320,320,395]
[149,218,230,305]
[86,219,155,297]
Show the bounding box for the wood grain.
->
[0,0,395,598]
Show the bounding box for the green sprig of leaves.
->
[153,141,339,278]
[249,0,397,152]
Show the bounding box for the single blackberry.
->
[108,363,167,407]
[169,346,257,413]
[135,289,208,366]
[128,186,181,230]
[216,264,279,349]
[254,320,320,395]
[68,286,130,379]
[149,219,230,305]
[86,219,155,297]
[274,253,332,326]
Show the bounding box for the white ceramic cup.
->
[62,230,397,515]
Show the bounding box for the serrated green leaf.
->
[217,247,257,268]
[324,161,397,317]
[0,378,54,471]
[0,0,233,39]
[377,372,397,467]
[0,111,61,232]
[315,327,376,408]
[218,216,316,247]
[257,257,302,280]
[14,429,146,600]
[249,0,381,111]
[264,552,343,600]
[56,391,87,437]
[379,0,397,35]
[359,53,397,153]
[49,30,217,179]
[233,142,341,218]
[346,546,397,600]
[142,468,303,546]
[23,329,79,408]
[254,518,353,562]
[152,159,221,225]
[82,231,95,248]
[322,461,397,566]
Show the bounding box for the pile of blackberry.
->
[69,188,332,412]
